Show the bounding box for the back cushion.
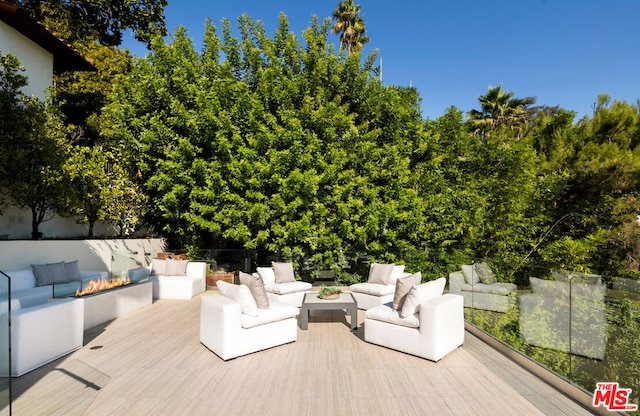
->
[4,270,36,292]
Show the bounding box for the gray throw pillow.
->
[392,272,422,310]
[64,260,81,281]
[239,271,270,308]
[31,264,51,286]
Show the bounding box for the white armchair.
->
[200,283,299,360]
[350,263,409,310]
[364,278,464,361]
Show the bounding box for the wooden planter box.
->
[206,272,235,288]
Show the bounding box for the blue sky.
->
[121,1,640,120]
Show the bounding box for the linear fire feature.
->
[53,274,152,330]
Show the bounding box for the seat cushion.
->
[241,300,299,329]
[365,303,420,328]
[264,281,312,295]
[350,282,396,296]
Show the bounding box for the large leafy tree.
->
[18,0,167,46]
[0,52,71,238]
[101,15,452,275]
[331,0,369,54]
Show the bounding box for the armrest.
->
[419,294,464,336]
[186,262,206,279]
[448,271,465,293]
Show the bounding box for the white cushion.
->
[392,271,421,310]
[461,264,479,285]
[461,282,516,295]
[365,303,420,328]
[241,300,299,329]
[264,281,312,295]
[151,259,168,275]
[389,265,406,284]
[4,270,36,292]
[272,262,296,283]
[165,259,188,276]
[239,272,270,308]
[400,277,446,317]
[367,263,395,285]
[216,280,258,317]
[349,282,396,296]
[256,267,276,286]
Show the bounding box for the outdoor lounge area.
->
[4,288,594,416]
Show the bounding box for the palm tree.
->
[467,85,536,140]
[331,0,369,54]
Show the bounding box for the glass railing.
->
[0,271,11,415]
[111,252,143,279]
[457,262,640,412]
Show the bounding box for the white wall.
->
[0,20,54,101]
[0,238,166,273]
[0,204,120,239]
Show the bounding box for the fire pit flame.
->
[76,276,131,297]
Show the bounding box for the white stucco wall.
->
[0,238,166,272]
[0,204,120,240]
[0,20,54,100]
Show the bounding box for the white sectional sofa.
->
[2,263,108,310]
[448,263,517,312]
[200,280,299,360]
[148,259,206,299]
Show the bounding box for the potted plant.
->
[318,285,342,300]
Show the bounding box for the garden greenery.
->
[98,14,640,282]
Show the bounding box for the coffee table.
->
[300,292,357,330]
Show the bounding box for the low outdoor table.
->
[300,292,357,330]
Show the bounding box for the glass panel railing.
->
[0,271,11,415]
[111,252,142,279]
[459,263,640,409]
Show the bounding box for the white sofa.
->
[0,298,84,376]
[519,276,607,360]
[448,263,517,312]
[200,292,299,360]
[350,263,409,310]
[2,265,108,309]
[254,265,312,308]
[148,260,206,299]
[364,278,465,361]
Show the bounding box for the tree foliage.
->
[18,0,168,46]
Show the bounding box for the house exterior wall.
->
[0,19,53,100]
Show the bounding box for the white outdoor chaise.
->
[364,277,464,361]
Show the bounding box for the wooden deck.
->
[9,291,596,416]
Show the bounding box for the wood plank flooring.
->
[7,291,596,415]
